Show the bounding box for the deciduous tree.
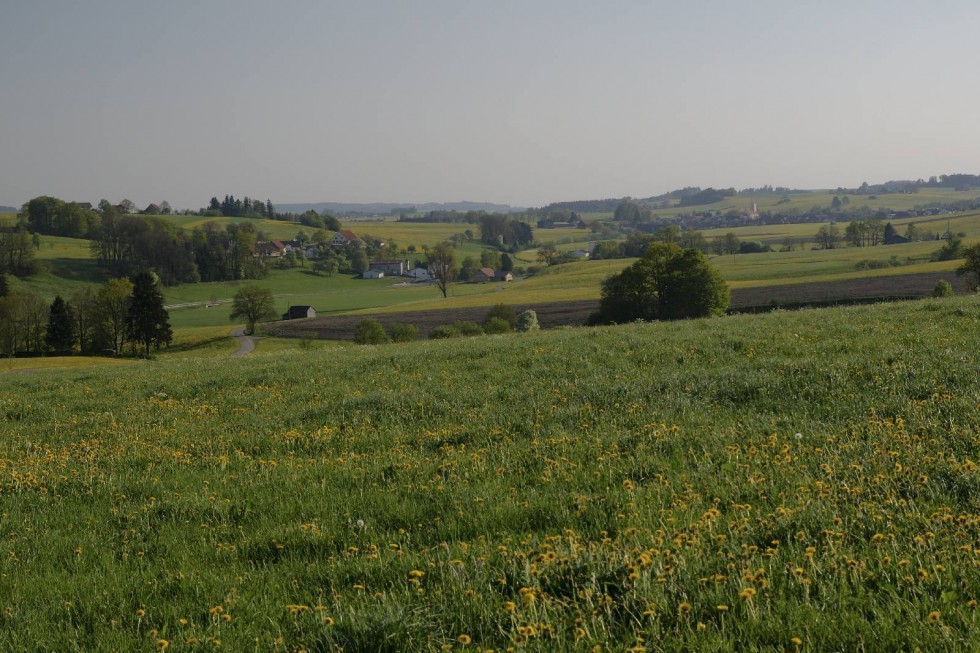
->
[230,284,277,335]
[426,241,456,298]
[590,242,729,324]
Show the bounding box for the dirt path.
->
[230,328,256,357]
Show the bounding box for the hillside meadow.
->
[1,297,978,651]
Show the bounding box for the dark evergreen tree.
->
[0,273,8,298]
[45,295,76,352]
[266,199,275,219]
[125,271,173,356]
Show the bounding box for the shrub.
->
[484,304,517,329]
[454,320,483,336]
[516,310,539,332]
[429,325,459,339]
[933,279,954,298]
[389,323,418,343]
[483,317,511,334]
[354,318,388,344]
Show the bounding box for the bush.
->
[354,318,389,344]
[483,317,511,334]
[389,323,418,343]
[429,325,459,339]
[484,304,517,329]
[516,310,539,332]
[454,320,483,336]
[933,279,954,298]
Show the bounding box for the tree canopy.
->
[230,285,278,335]
[590,242,729,324]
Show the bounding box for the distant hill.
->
[277,201,522,216]
[0,206,17,213]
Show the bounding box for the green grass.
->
[2,297,979,650]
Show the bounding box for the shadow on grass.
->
[41,258,110,283]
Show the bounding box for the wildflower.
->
[136,609,146,618]
[926,611,941,624]
[457,634,472,645]
[286,605,310,615]
[739,588,757,600]
[323,616,335,625]
[156,640,170,650]
[716,604,729,612]
[678,602,692,614]
[503,601,516,612]
[208,605,223,615]
[791,637,802,646]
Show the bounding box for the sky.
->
[2,0,980,210]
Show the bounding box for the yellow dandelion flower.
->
[323,616,335,625]
[136,609,146,618]
[156,640,170,650]
[967,600,977,609]
[286,604,310,615]
[716,604,729,612]
[791,637,802,646]
[457,634,472,645]
[208,605,223,615]
[926,610,941,624]
[503,601,516,612]
[678,602,692,613]
[739,588,756,600]
[221,613,231,622]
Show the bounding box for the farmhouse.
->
[361,269,384,279]
[407,267,430,280]
[495,271,513,282]
[282,305,316,320]
[472,267,496,283]
[369,259,410,276]
[331,230,360,247]
[255,240,286,258]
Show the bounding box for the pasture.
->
[1,297,978,650]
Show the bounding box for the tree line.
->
[0,271,171,357]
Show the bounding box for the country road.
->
[230,328,255,357]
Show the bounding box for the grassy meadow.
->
[1,297,979,651]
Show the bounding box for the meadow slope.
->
[1,297,978,650]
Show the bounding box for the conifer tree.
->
[125,271,172,356]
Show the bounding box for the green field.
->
[6,211,980,331]
[2,297,979,650]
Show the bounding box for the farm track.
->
[267,270,973,341]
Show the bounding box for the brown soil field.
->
[266,271,972,341]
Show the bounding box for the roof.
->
[478,267,495,277]
[339,230,358,240]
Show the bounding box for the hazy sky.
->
[3,0,979,210]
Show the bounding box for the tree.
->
[0,273,8,298]
[815,223,840,249]
[45,295,75,352]
[70,287,98,353]
[537,244,560,266]
[721,232,740,259]
[427,241,456,298]
[126,271,172,356]
[956,243,980,290]
[590,242,729,324]
[230,285,277,335]
[96,277,134,352]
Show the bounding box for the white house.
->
[361,269,384,279]
[407,267,430,280]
